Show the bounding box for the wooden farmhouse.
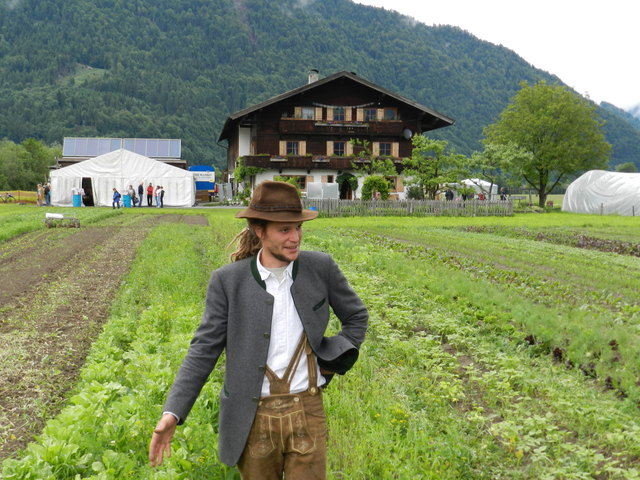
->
[218,71,454,199]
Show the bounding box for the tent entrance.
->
[81,178,95,206]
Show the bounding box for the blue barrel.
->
[72,194,82,208]
[123,194,131,208]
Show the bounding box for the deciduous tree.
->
[469,142,532,198]
[484,81,611,207]
[403,136,466,200]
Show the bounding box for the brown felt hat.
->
[235,180,318,222]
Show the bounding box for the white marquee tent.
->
[460,178,498,198]
[562,170,640,216]
[50,149,195,208]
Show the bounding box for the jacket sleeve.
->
[318,256,368,375]
[162,270,228,424]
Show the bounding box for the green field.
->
[1,206,639,479]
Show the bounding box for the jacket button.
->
[252,397,260,402]
[258,365,266,372]
[263,332,270,339]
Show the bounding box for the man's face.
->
[255,221,303,268]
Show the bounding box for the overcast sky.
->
[352,0,639,111]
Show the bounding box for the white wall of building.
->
[238,128,252,157]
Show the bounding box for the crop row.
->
[303,224,640,478]
[459,225,640,257]
[0,206,122,242]
[2,214,238,479]
[3,211,639,479]
[323,221,640,406]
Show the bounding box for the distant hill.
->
[0,0,639,171]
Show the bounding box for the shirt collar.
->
[256,248,294,281]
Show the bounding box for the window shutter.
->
[306,175,314,186]
[315,107,323,121]
[326,109,334,121]
[356,108,364,122]
[322,175,328,183]
[372,142,380,157]
[392,142,399,157]
[294,107,302,119]
[346,141,354,156]
[396,176,405,192]
[345,108,352,121]
[279,141,286,156]
[299,141,306,156]
[326,141,334,156]
[377,109,384,121]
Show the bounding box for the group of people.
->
[37,183,51,206]
[112,182,165,209]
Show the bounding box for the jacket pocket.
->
[312,298,326,311]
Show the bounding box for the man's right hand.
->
[149,413,178,467]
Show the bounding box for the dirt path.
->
[0,213,208,461]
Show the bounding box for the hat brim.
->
[235,208,318,222]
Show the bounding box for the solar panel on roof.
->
[62,137,181,158]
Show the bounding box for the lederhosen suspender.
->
[264,332,318,396]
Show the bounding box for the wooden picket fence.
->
[303,198,513,217]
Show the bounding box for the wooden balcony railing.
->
[279,118,404,136]
[242,155,404,171]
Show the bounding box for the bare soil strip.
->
[0,214,207,461]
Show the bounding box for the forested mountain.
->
[1,0,639,171]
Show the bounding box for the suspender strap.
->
[265,332,318,395]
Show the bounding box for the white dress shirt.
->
[257,250,325,397]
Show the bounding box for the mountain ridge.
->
[0,0,638,170]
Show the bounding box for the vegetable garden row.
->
[1,207,639,479]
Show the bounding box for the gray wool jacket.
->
[163,250,369,467]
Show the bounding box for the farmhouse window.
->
[287,141,299,155]
[333,107,345,121]
[333,141,345,156]
[279,140,306,156]
[384,108,397,120]
[379,142,392,156]
[363,108,377,122]
[278,175,308,190]
[301,107,315,119]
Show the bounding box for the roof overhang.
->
[217,71,454,142]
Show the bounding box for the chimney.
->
[308,69,319,84]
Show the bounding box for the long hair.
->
[230,218,267,262]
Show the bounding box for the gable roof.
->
[51,149,192,179]
[218,71,454,142]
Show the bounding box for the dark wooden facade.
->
[218,71,454,189]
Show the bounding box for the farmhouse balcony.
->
[279,118,404,136]
[241,154,404,171]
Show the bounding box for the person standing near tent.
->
[138,183,144,207]
[154,185,161,207]
[158,185,165,208]
[128,185,136,207]
[149,180,369,480]
[147,183,154,207]
[44,183,51,206]
[112,188,121,209]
